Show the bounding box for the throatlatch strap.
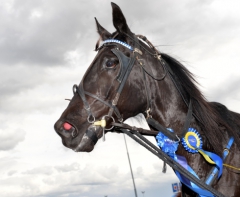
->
[147,118,179,141]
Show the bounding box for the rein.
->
[112,123,227,197]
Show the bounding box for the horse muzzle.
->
[54,120,101,152]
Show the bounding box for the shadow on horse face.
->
[54,3,149,151]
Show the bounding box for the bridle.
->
[73,34,192,144]
[73,36,138,121]
[72,34,167,142]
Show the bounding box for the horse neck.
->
[150,74,191,133]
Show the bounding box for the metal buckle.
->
[102,115,115,130]
[175,135,181,143]
[133,48,143,55]
[87,114,95,124]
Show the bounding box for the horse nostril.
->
[63,122,72,130]
[71,129,78,138]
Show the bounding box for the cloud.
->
[8,170,17,176]
[22,166,54,175]
[54,162,79,173]
[0,128,25,151]
[0,0,99,67]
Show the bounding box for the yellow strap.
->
[198,150,240,171]
[93,119,106,128]
[198,150,216,165]
[223,164,240,171]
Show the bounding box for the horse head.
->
[54,3,166,152]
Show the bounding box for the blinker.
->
[111,48,131,83]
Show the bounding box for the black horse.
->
[54,3,240,197]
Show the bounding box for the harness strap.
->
[84,91,122,120]
[147,99,193,141]
[111,122,158,135]
[113,127,226,197]
[141,66,152,114]
[204,137,234,186]
[147,118,179,141]
[73,84,94,121]
[108,49,137,119]
[180,99,193,137]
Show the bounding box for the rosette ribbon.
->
[156,128,179,159]
[156,128,223,197]
[182,128,223,178]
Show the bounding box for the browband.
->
[102,39,133,51]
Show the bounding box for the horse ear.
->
[111,2,132,34]
[95,17,111,40]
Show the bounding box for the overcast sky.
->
[0,0,240,197]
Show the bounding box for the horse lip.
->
[73,125,102,152]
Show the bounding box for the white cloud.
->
[0,128,25,151]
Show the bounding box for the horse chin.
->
[73,125,102,152]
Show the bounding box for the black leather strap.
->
[73,84,93,119]
[84,91,122,120]
[147,118,179,141]
[85,129,98,145]
[111,48,131,83]
[180,99,193,138]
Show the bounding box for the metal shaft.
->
[123,134,138,197]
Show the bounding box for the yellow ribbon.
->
[198,150,216,165]
[223,164,240,171]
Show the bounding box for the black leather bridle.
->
[73,36,141,122]
[72,35,147,143]
[72,33,193,144]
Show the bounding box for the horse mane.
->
[161,53,240,154]
[94,33,240,153]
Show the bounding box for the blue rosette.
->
[182,128,203,153]
[156,128,179,159]
[182,128,223,178]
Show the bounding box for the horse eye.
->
[105,59,118,68]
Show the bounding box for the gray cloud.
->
[0,0,100,67]
[0,128,25,151]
